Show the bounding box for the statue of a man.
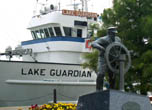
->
[91,27,121,91]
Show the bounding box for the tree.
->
[113,0,152,95]
[83,0,152,95]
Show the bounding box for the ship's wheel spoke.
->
[118,46,122,56]
[109,52,117,58]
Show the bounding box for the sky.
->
[0,0,113,53]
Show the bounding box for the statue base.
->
[77,90,151,110]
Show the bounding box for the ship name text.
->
[62,9,97,18]
[21,68,92,77]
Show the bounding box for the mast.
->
[58,0,61,10]
[84,0,88,12]
[80,0,88,12]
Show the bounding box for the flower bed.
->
[29,103,77,110]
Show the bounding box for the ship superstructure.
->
[22,3,98,64]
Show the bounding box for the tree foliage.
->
[82,50,98,73]
[83,0,152,94]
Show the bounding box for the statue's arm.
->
[91,40,105,52]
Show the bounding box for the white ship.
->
[0,0,98,107]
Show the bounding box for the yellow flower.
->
[28,108,32,110]
[46,104,51,108]
[32,102,77,110]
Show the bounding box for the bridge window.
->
[35,30,41,39]
[54,27,62,36]
[63,27,72,36]
[72,28,77,37]
[40,29,46,38]
[48,27,55,37]
[44,28,50,37]
[77,29,82,37]
[31,31,37,39]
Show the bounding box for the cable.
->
[0,93,53,102]
[0,90,77,103]
[57,92,76,100]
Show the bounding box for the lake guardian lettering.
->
[50,69,91,77]
[21,68,92,77]
[21,68,46,76]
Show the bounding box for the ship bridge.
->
[22,9,98,64]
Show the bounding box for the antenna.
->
[58,0,61,10]
[73,0,81,10]
[81,0,84,11]
[84,0,88,12]
[66,0,81,10]
[80,0,89,12]
[74,0,76,10]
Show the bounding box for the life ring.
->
[85,40,92,49]
[149,96,152,101]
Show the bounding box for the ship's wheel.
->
[105,42,131,74]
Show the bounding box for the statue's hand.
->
[91,42,105,52]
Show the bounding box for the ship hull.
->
[0,60,96,107]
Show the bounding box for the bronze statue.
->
[91,27,121,91]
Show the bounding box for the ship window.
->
[40,29,46,38]
[44,28,50,37]
[77,29,82,37]
[31,31,37,39]
[54,27,62,36]
[72,28,77,37]
[74,21,87,26]
[63,27,72,36]
[48,27,54,37]
[35,30,41,39]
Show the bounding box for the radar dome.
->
[45,4,55,12]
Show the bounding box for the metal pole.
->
[53,89,57,103]
[119,54,126,91]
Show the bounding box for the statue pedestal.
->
[77,90,151,110]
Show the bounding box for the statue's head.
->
[107,27,117,41]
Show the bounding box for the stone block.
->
[77,90,152,110]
